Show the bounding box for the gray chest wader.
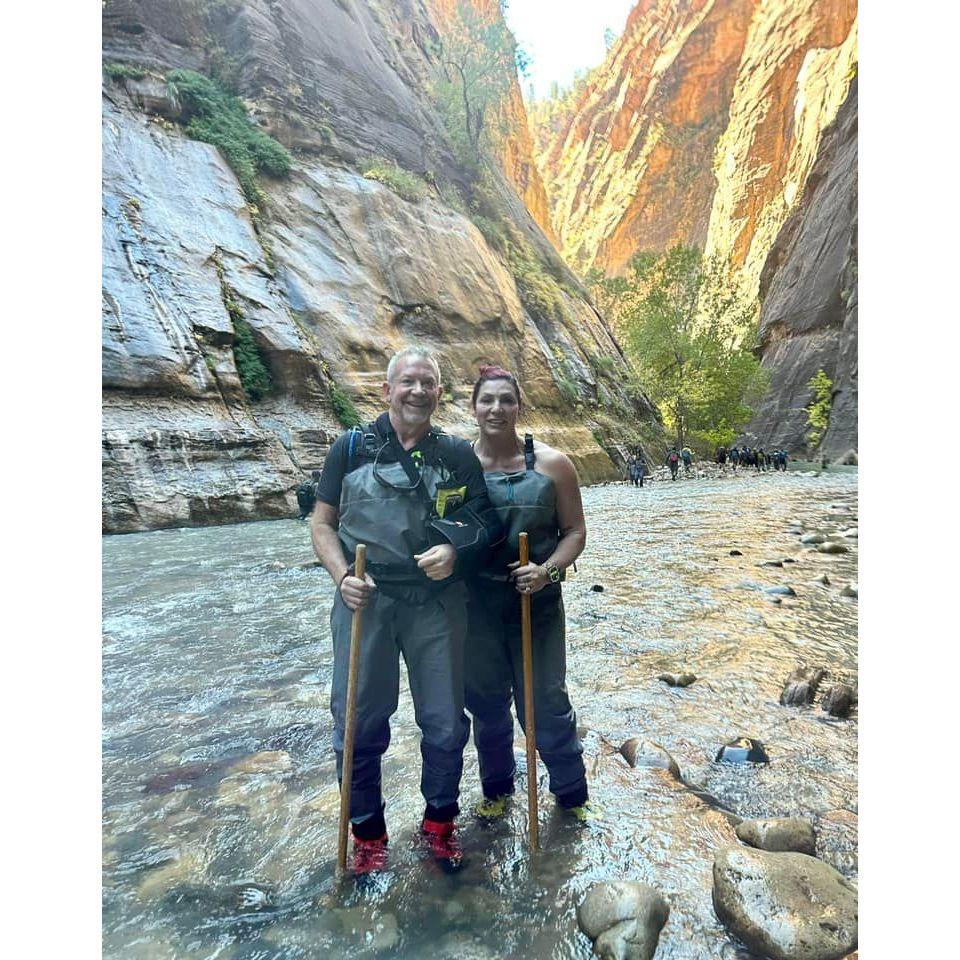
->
[464,434,587,807]
[330,429,470,827]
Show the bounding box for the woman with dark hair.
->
[464,365,593,821]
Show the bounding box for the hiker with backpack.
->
[296,470,322,519]
[310,346,502,873]
[666,447,680,481]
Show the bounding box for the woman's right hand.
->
[340,573,377,611]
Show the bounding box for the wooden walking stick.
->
[337,543,367,873]
[518,532,539,850]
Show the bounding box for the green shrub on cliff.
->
[166,69,291,205]
[229,314,273,402]
[104,62,148,81]
[329,382,362,428]
[805,368,833,450]
[361,160,428,203]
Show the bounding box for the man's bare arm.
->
[311,502,349,583]
[311,501,376,610]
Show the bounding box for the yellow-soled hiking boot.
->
[475,794,511,820]
[565,800,602,823]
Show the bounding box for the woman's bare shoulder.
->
[533,441,579,483]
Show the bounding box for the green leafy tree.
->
[611,245,768,451]
[431,2,526,169]
[805,368,833,450]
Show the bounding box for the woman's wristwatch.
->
[544,561,561,584]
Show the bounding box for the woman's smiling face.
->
[473,378,521,436]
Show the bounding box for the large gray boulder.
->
[713,846,857,960]
[577,881,669,960]
[735,817,816,855]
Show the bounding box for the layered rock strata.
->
[102,0,660,532]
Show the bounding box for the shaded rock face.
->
[713,846,857,960]
[735,817,816,855]
[743,79,858,457]
[534,0,857,301]
[102,1,661,532]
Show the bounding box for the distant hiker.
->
[310,346,502,873]
[729,446,740,470]
[465,365,592,823]
[777,449,788,471]
[681,447,693,476]
[630,457,647,487]
[667,447,680,481]
[296,470,322,519]
[756,447,765,472]
[716,446,728,465]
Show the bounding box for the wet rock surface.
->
[821,684,856,718]
[780,667,827,706]
[713,846,857,960]
[577,881,669,960]
[715,738,770,764]
[619,738,682,779]
[735,818,816,855]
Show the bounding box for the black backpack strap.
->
[523,433,535,470]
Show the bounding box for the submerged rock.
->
[816,542,849,554]
[590,584,605,593]
[760,559,784,568]
[766,585,797,597]
[821,683,856,718]
[713,846,857,960]
[800,532,826,545]
[840,582,858,598]
[619,738,681,779]
[808,573,831,587]
[840,528,858,538]
[735,818,816,855]
[577,881,669,960]
[715,738,769,764]
[780,666,827,706]
[657,672,697,687]
[729,549,743,556]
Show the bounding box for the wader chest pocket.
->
[435,485,467,518]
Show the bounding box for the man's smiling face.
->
[382,357,442,431]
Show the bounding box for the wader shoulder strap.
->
[524,433,536,470]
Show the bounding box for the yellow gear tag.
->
[435,485,467,518]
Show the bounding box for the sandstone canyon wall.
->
[742,78,857,456]
[102,0,660,533]
[533,0,857,454]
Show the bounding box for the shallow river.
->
[102,470,858,959]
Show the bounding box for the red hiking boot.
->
[352,833,388,874]
[421,818,463,872]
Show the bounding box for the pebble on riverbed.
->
[712,846,857,960]
[821,683,856,718]
[816,541,849,554]
[577,881,670,960]
[765,585,797,597]
[800,532,826,545]
[729,549,743,556]
[780,666,826,706]
[715,738,769,764]
[808,573,831,587]
[590,584,605,592]
[840,582,858,598]
[619,738,682,779]
[657,672,697,687]
[735,818,816,855]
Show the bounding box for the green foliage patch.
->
[361,160,428,203]
[104,62,148,81]
[805,368,833,450]
[329,381,362,428]
[166,69,291,205]
[230,314,273,402]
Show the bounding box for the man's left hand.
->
[415,543,456,581]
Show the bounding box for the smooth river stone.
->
[816,542,849,554]
[800,532,826,544]
[577,881,669,960]
[619,738,681,779]
[735,817,816,855]
[766,585,797,597]
[715,738,769,764]
[713,846,857,960]
[657,672,697,687]
[840,582,858,598]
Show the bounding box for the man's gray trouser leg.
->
[398,581,470,813]
[330,590,400,822]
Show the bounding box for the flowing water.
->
[102,470,858,959]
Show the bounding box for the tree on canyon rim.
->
[431,1,529,170]
[589,246,768,452]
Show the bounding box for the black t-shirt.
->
[316,413,489,513]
